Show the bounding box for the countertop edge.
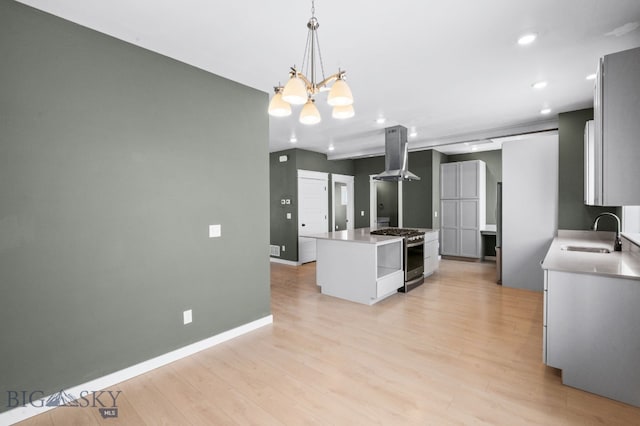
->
[541,230,640,281]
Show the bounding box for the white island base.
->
[314,229,404,305]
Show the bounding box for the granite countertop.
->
[309,227,438,244]
[541,230,640,280]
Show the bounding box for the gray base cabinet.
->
[543,269,640,407]
[424,230,439,276]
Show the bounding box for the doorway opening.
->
[369,176,403,229]
[331,174,354,231]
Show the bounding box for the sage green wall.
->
[353,151,434,229]
[403,150,433,229]
[354,157,385,228]
[558,109,620,230]
[296,149,354,176]
[431,151,448,229]
[269,148,354,262]
[0,1,270,410]
[270,149,299,262]
[446,150,502,224]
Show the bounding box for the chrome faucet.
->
[592,212,622,252]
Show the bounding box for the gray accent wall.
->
[269,148,353,262]
[558,109,620,231]
[270,149,299,262]
[402,150,434,229]
[353,152,435,229]
[446,150,502,224]
[0,0,270,411]
[354,156,385,228]
[431,151,447,229]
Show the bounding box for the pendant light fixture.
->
[268,0,354,124]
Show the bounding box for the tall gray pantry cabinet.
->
[440,160,487,258]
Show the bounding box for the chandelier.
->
[268,0,354,124]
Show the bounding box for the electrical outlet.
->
[285,199,291,204]
[281,199,286,205]
[281,245,285,252]
[434,211,438,218]
[183,309,192,325]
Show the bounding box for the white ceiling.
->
[17,0,640,158]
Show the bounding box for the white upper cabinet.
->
[589,46,640,206]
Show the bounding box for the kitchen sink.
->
[561,245,611,253]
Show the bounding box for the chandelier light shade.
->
[327,77,354,107]
[332,104,355,119]
[282,76,308,105]
[300,99,322,125]
[268,0,354,125]
[267,87,292,117]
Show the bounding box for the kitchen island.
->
[310,228,439,305]
[541,230,640,407]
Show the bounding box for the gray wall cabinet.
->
[591,46,640,206]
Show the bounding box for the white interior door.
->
[298,170,328,263]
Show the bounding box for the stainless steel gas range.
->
[370,228,425,292]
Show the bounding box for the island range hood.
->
[373,125,420,181]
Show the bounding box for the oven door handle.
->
[406,241,424,248]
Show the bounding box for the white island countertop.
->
[309,227,401,244]
[541,230,640,280]
[309,227,438,244]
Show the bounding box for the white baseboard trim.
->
[0,314,273,425]
[269,257,300,266]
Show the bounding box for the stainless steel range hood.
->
[373,125,420,181]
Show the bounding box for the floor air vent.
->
[270,245,280,257]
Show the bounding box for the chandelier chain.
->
[315,29,327,86]
[301,29,311,80]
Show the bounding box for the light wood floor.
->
[17,260,640,425]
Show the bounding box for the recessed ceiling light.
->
[471,146,478,151]
[586,73,597,80]
[540,108,552,115]
[289,135,297,143]
[532,81,548,89]
[518,33,537,45]
[409,129,417,138]
[376,117,386,124]
[328,145,335,151]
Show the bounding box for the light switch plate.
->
[183,309,192,325]
[361,211,365,216]
[286,213,292,219]
[209,224,221,238]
